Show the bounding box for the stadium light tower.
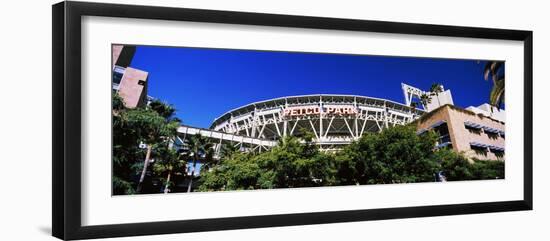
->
[401,83,454,112]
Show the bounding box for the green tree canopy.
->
[152,142,187,193]
[335,125,440,185]
[198,124,505,192]
[436,148,504,181]
[112,93,181,195]
[199,130,337,191]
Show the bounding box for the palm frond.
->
[489,78,505,107]
[429,83,443,94]
[483,62,493,80]
[483,61,504,81]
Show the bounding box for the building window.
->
[112,66,125,85]
[482,126,501,140]
[432,121,452,149]
[488,145,505,159]
[499,130,505,139]
[470,142,489,157]
[436,142,453,149]
[464,121,482,135]
[488,145,505,152]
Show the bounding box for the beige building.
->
[112,45,149,108]
[416,104,505,161]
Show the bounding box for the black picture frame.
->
[52,1,533,240]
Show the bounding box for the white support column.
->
[319,97,323,141]
[354,118,359,138]
[375,120,382,133]
[232,122,239,135]
[324,116,335,138]
[258,123,266,139]
[343,118,356,138]
[244,120,250,137]
[309,119,320,139]
[272,113,282,137]
[354,97,359,138]
[251,110,257,138]
[359,116,369,137]
[216,136,223,156]
[283,100,288,137]
[383,102,389,128]
[283,120,288,137]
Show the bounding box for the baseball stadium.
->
[113,44,505,159]
[208,94,424,151]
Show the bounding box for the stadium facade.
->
[209,94,424,151]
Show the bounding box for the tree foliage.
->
[152,143,186,193]
[199,125,504,192]
[437,148,504,181]
[199,132,336,191]
[112,93,181,195]
[185,134,215,192]
[112,93,505,195]
[334,125,440,185]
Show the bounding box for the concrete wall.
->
[417,105,505,161]
[426,90,454,112]
[112,45,124,68]
[117,67,149,108]
[112,45,136,68]
[466,103,506,123]
[447,106,504,160]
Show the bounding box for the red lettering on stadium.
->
[283,106,358,117]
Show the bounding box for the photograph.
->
[0,0,542,240]
[111,44,506,195]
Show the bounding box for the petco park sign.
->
[283,105,358,117]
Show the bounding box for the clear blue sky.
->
[129,45,496,128]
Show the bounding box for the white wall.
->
[0,0,548,240]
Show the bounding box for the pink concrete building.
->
[112,45,136,69]
[416,105,505,161]
[116,67,149,108]
[112,45,149,108]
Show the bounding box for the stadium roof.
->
[211,94,424,128]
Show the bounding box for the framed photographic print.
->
[52,1,533,240]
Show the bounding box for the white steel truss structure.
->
[402,83,427,107]
[176,125,278,158]
[210,94,425,151]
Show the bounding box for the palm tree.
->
[153,144,185,194]
[409,101,420,116]
[419,93,431,110]
[186,135,213,192]
[149,100,181,123]
[429,83,444,107]
[136,101,181,193]
[483,61,505,108]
